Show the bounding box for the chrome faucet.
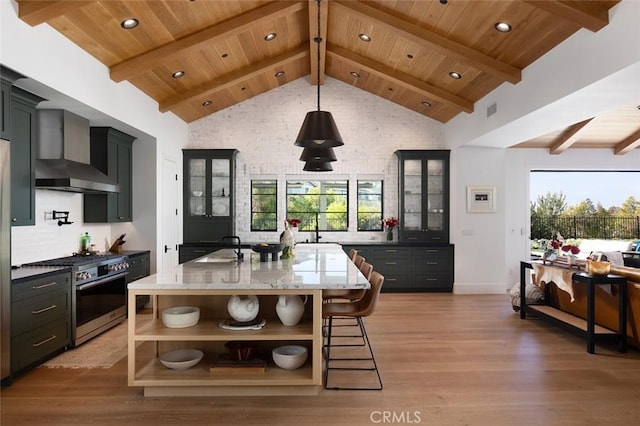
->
[222,236,243,261]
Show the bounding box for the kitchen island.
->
[127,243,369,396]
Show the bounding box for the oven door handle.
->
[76,272,128,291]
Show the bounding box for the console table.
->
[520,261,627,354]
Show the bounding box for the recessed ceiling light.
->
[241,87,247,91]
[172,70,185,79]
[407,54,414,59]
[449,71,462,79]
[350,71,360,78]
[358,33,371,42]
[221,53,228,58]
[388,87,394,91]
[264,32,277,41]
[202,100,212,107]
[275,71,285,77]
[494,22,512,33]
[421,101,432,108]
[120,18,139,29]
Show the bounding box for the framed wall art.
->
[466,185,496,213]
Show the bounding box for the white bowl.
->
[272,345,308,370]
[159,349,204,370]
[161,306,200,328]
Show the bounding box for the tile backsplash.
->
[11,190,111,266]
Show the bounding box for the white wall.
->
[1,0,188,270]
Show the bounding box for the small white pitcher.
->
[275,295,308,326]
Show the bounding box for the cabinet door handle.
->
[385,249,397,253]
[426,278,438,281]
[12,217,17,222]
[387,278,397,282]
[118,216,124,220]
[408,237,418,241]
[32,282,57,290]
[385,261,397,265]
[32,335,57,347]
[194,250,207,253]
[427,262,438,265]
[432,237,441,240]
[427,250,438,253]
[32,304,57,315]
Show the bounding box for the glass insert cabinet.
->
[183,149,238,243]
[395,150,450,243]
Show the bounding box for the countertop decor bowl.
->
[251,243,284,262]
[586,259,610,276]
[159,349,204,370]
[161,306,200,328]
[272,345,308,370]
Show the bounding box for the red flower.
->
[383,217,399,229]
[562,244,580,254]
[551,240,560,249]
[286,218,301,228]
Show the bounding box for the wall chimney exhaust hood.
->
[35,109,119,193]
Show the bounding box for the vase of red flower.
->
[383,217,399,241]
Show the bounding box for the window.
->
[251,180,277,231]
[286,180,348,231]
[357,180,383,231]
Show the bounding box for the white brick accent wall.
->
[188,77,446,243]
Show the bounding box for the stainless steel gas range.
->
[24,253,129,346]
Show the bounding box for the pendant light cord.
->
[316,0,321,112]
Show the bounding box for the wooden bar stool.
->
[323,271,384,390]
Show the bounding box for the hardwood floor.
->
[3,293,640,425]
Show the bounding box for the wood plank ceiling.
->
[16,0,638,154]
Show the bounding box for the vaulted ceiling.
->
[15,0,638,154]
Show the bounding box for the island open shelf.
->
[128,289,323,396]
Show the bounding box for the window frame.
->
[250,179,278,231]
[285,180,349,232]
[357,179,384,231]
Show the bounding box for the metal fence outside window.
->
[531,216,640,240]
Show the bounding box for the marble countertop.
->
[129,243,370,291]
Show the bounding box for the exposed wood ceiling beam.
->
[524,0,611,32]
[307,0,328,86]
[328,44,474,113]
[550,118,594,154]
[159,45,308,113]
[17,0,94,26]
[333,0,521,84]
[110,1,305,82]
[614,128,640,155]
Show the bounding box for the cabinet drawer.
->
[11,319,70,373]
[379,274,412,291]
[12,290,70,335]
[12,272,70,302]
[369,247,411,259]
[414,272,453,291]
[412,256,451,273]
[179,246,220,264]
[371,257,412,274]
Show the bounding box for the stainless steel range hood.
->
[35,109,119,193]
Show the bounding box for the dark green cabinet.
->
[9,87,45,226]
[126,251,151,310]
[395,150,450,243]
[11,271,71,374]
[1,78,10,139]
[183,149,238,243]
[84,127,135,222]
[342,243,454,292]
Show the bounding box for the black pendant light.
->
[299,147,337,162]
[303,160,333,172]
[296,0,343,157]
